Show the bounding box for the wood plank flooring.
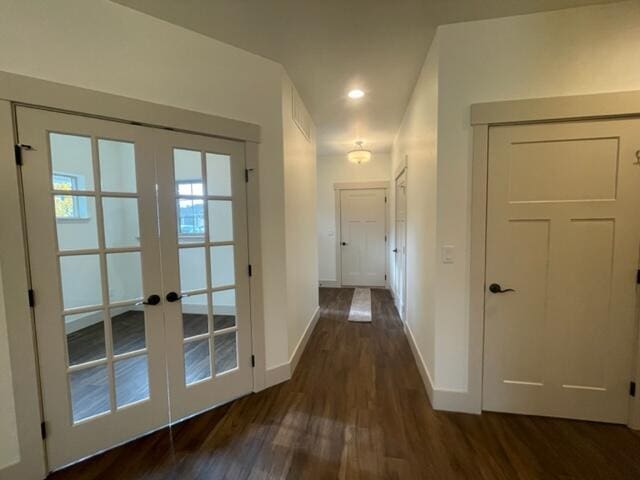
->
[50,288,640,479]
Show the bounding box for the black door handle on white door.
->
[165,291,183,302]
[341,242,348,246]
[141,294,161,305]
[392,248,398,253]
[488,283,515,294]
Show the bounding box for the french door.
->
[17,106,253,470]
[156,130,252,421]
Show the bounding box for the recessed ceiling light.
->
[348,89,365,99]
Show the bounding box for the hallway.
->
[48,288,640,479]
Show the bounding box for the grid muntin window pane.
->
[175,149,238,384]
[49,132,148,423]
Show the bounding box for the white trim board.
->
[264,306,320,388]
[0,71,260,143]
[333,180,389,190]
[403,322,479,415]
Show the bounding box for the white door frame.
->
[334,181,389,288]
[393,167,407,320]
[0,70,265,478]
[469,90,640,428]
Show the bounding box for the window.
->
[53,173,89,220]
[177,181,205,237]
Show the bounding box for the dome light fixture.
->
[348,89,365,99]
[347,141,371,164]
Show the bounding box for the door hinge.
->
[40,421,47,439]
[384,196,387,203]
[251,355,255,368]
[28,289,35,307]
[636,269,640,285]
[630,382,637,397]
[385,274,387,280]
[384,235,387,242]
[14,144,33,166]
[245,168,254,183]
[248,264,252,277]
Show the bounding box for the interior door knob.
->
[489,283,515,294]
[165,291,183,302]
[341,242,348,246]
[392,248,398,253]
[142,294,161,305]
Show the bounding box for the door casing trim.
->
[470,90,640,428]
[0,70,265,477]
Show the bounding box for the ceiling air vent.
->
[292,87,311,141]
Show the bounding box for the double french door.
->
[17,107,253,470]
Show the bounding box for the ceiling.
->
[113,0,618,155]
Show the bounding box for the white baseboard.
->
[264,362,290,387]
[289,306,320,373]
[403,322,479,414]
[403,322,435,405]
[264,306,321,388]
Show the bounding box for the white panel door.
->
[18,107,169,469]
[394,171,407,318]
[483,119,640,423]
[156,131,253,422]
[340,188,386,287]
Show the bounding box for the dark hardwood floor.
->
[51,288,640,479]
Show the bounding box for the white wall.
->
[396,0,640,405]
[390,35,439,385]
[317,153,391,283]
[282,75,319,358]
[0,0,301,370]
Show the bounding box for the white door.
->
[340,188,386,287]
[483,119,640,423]
[156,131,253,421]
[18,107,254,470]
[394,171,407,318]
[18,107,169,469]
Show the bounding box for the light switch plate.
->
[442,245,455,264]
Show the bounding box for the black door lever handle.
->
[166,291,183,302]
[489,283,515,294]
[142,294,161,305]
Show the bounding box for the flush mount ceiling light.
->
[347,141,371,164]
[348,89,365,99]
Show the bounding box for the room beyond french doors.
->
[17,106,253,471]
